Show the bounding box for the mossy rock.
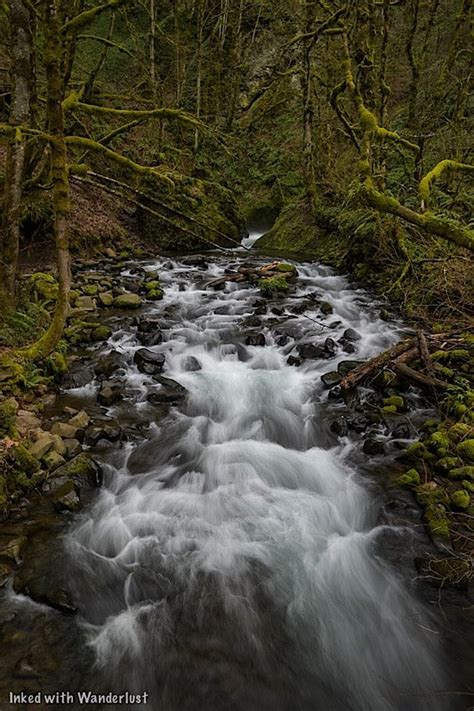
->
[383,405,397,414]
[91,325,112,342]
[45,351,68,376]
[449,465,474,480]
[416,481,448,507]
[260,276,290,297]
[450,489,470,510]
[30,272,58,303]
[404,441,436,462]
[275,263,297,274]
[147,289,164,301]
[383,395,405,411]
[82,284,98,296]
[394,469,420,487]
[455,439,474,462]
[144,280,161,292]
[448,423,472,443]
[436,456,463,473]
[11,444,40,476]
[0,397,19,436]
[113,293,143,309]
[462,480,474,492]
[429,430,450,454]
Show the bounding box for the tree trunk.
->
[0,0,33,310]
[25,0,70,360]
[301,0,317,211]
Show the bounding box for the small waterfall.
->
[66,256,448,711]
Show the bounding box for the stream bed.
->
[0,248,471,710]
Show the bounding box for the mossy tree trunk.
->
[25,0,70,360]
[301,0,317,212]
[0,0,33,311]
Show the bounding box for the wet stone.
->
[297,343,325,360]
[363,437,386,456]
[287,356,302,367]
[95,351,126,378]
[343,328,362,342]
[183,355,202,372]
[330,417,348,437]
[337,360,364,377]
[98,380,124,406]
[246,333,266,347]
[321,371,342,388]
[134,348,166,375]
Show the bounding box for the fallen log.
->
[417,329,435,376]
[394,363,451,391]
[340,338,415,389]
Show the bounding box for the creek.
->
[1,240,467,710]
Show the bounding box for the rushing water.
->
[62,252,451,711]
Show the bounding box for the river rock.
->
[98,291,114,307]
[343,328,362,342]
[134,349,166,375]
[320,301,333,315]
[63,438,82,458]
[96,351,125,378]
[287,355,302,367]
[274,333,289,346]
[113,293,143,309]
[183,355,202,372]
[51,421,84,441]
[337,360,364,377]
[321,371,342,388]
[75,295,96,311]
[363,437,386,455]
[246,332,266,347]
[330,417,348,437]
[16,409,41,436]
[41,450,66,472]
[297,343,325,360]
[52,453,102,489]
[347,414,370,433]
[324,338,337,357]
[29,433,55,460]
[85,422,122,446]
[98,380,124,406]
[68,410,90,429]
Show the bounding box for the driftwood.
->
[394,363,450,391]
[417,329,434,376]
[340,331,467,391]
[340,338,415,389]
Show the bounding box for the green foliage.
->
[0,302,50,347]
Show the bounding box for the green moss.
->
[45,351,68,375]
[404,441,435,462]
[11,445,40,475]
[275,263,296,273]
[260,276,290,297]
[82,284,98,296]
[91,325,112,341]
[448,423,472,442]
[449,466,474,480]
[383,395,405,410]
[394,468,420,487]
[456,439,474,462]
[383,405,397,414]
[146,289,164,301]
[462,480,474,492]
[450,490,470,509]
[30,272,58,303]
[424,504,450,539]
[0,398,19,436]
[436,456,463,473]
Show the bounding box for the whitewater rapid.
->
[65,255,447,710]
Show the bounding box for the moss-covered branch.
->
[62,0,128,34]
[362,183,474,252]
[419,160,474,208]
[77,34,133,57]
[64,135,174,186]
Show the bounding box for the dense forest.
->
[0,1,473,710]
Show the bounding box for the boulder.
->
[343,328,362,342]
[98,291,114,307]
[337,360,364,377]
[134,348,166,375]
[51,421,84,441]
[29,433,55,460]
[41,451,66,472]
[287,356,302,367]
[330,417,348,437]
[84,422,122,446]
[68,410,90,429]
[297,343,325,360]
[320,301,333,315]
[63,438,82,458]
[113,293,143,309]
[52,453,102,488]
[74,295,95,311]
